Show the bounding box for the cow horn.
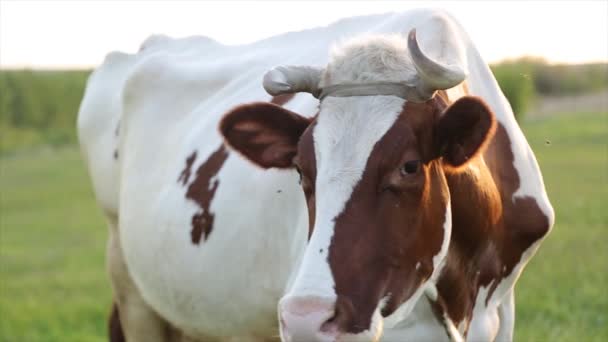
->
[263,65,324,98]
[407,28,466,96]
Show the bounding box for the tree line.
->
[1,70,90,153]
[491,57,608,119]
[1,59,606,154]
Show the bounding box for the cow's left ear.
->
[220,102,312,169]
[434,96,496,169]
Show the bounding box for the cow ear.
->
[220,102,312,169]
[434,96,496,169]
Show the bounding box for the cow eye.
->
[401,160,420,175]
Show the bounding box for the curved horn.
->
[407,28,466,94]
[263,65,324,98]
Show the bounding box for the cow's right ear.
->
[220,102,312,169]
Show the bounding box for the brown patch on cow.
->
[429,90,551,333]
[177,152,197,186]
[483,124,551,297]
[185,145,229,244]
[270,94,295,106]
[109,303,125,342]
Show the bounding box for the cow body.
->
[78,9,553,342]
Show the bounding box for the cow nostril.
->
[320,314,339,335]
[320,296,352,334]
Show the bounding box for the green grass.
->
[0,113,606,341]
[514,112,608,341]
[0,148,109,342]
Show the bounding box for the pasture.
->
[0,111,606,341]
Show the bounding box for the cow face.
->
[221,94,495,341]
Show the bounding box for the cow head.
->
[220,30,496,341]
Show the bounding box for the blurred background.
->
[1,1,606,341]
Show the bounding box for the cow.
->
[78,9,554,342]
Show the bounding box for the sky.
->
[0,0,607,69]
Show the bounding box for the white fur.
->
[323,34,417,86]
[444,312,465,342]
[382,298,450,342]
[495,289,515,342]
[77,50,135,218]
[467,284,500,341]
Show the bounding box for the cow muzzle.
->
[279,295,337,342]
[279,295,383,342]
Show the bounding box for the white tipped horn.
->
[262,65,324,98]
[407,28,466,94]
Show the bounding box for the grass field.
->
[1,112,606,341]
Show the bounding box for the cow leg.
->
[107,221,170,341]
[495,289,515,342]
[109,303,126,342]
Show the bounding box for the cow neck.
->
[431,90,504,332]
[431,155,504,329]
[446,158,502,259]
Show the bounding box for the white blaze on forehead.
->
[285,95,405,297]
